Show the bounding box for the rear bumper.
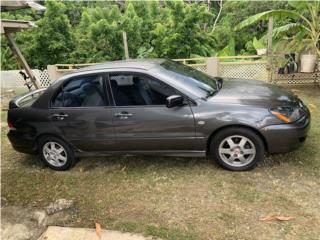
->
[7,130,35,154]
[260,118,310,154]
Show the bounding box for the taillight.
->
[7,120,14,129]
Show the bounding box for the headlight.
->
[270,106,304,123]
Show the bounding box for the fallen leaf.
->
[259,214,295,221]
[95,222,102,238]
[276,216,295,221]
[259,214,277,221]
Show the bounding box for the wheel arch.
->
[206,124,268,154]
[34,133,77,153]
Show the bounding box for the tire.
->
[38,136,76,171]
[210,127,265,171]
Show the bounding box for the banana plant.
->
[235,0,320,56]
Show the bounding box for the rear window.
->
[16,90,45,107]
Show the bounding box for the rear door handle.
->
[52,113,68,120]
[114,112,133,119]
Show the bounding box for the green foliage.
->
[30,1,74,68]
[252,37,266,50]
[121,3,143,58]
[0,9,37,70]
[212,1,288,54]
[217,38,235,56]
[4,1,75,69]
[1,0,299,70]
[71,6,123,63]
[236,1,320,56]
[150,1,215,58]
[0,47,19,70]
[234,10,301,31]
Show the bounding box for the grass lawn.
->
[1,85,320,240]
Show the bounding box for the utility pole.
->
[267,16,273,83]
[122,31,129,59]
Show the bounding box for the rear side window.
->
[109,73,178,106]
[16,90,45,108]
[52,75,108,107]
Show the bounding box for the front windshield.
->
[160,60,219,98]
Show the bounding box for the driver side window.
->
[109,73,179,106]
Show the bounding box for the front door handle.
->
[114,112,133,119]
[52,113,68,120]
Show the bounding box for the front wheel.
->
[38,136,76,171]
[210,127,265,171]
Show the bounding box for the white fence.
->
[1,57,318,89]
[174,56,269,81]
[1,69,50,88]
[219,61,268,81]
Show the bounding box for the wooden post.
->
[47,65,60,82]
[122,31,129,59]
[5,32,40,89]
[267,17,273,83]
[206,57,219,77]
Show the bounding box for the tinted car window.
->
[160,60,219,98]
[109,73,177,106]
[17,90,45,107]
[52,75,107,107]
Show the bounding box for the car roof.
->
[75,58,167,73]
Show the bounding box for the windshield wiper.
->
[205,88,219,98]
[205,79,223,98]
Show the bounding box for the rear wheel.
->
[38,136,76,171]
[210,127,264,171]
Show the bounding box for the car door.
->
[108,72,197,151]
[50,73,116,151]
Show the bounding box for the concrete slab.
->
[38,226,155,240]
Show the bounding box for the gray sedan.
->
[7,59,310,171]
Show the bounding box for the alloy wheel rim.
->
[218,135,256,167]
[43,142,67,167]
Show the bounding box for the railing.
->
[172,57,206,65]
[1,56,318,89]
[54,55,264,72]
[174,55,268,81]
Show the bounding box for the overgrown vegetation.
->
[236,1,320,56]
[1,0,292,70]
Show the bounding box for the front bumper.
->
[7,130,35,154]
[260,117,310,154]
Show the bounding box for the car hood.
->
[210,78,299,107]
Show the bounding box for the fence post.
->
[122,31,129,59]
[47,65,60,82]
[206,57,219,77]
[267,17,273,83]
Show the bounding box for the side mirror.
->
[166,95,184,108]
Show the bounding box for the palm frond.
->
[235,10,301,31]
[288,0,308,10]
[273,23,303,38]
